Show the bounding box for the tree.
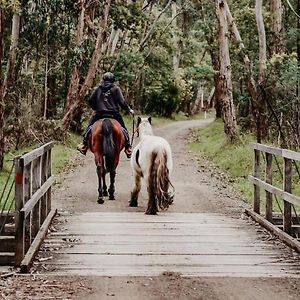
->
[270,0,284,54]
[255,0,267,142]
[61,0,112,130]
[0,8,4,169]
[215,0,237,140]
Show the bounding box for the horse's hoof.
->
[145,210,157,215]
[129,201,138,207]
[103,191,108,197]
[97,198,104,204]
[109,196,115,200]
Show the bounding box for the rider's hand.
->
[129,109,134,115]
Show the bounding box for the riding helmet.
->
[103,72,114,82]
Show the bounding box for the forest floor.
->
[1,119,300,299]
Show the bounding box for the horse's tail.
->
[102,119,115,172]
[149,150,174,210]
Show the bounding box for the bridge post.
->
[253,149,260,214]
[265,153,273,222]
[283,158,292,234]
[14,156,24,266]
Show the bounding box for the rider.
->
[77,72,134,158]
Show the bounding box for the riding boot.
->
[122,128,132,158]
[77,125,92,155]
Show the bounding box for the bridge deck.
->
[41,212,300,277]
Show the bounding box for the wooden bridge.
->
[41,211,300,277]
[1,120,300,280]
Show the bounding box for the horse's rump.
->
[91,118,124,172]
[149,149,174,210]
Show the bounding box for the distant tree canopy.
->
[0,0,299,168]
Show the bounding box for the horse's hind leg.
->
[146,187,158,215]
[108,170,116,200]
[96,166,104,204]
[129,173,141,207]
[102,172,108,197]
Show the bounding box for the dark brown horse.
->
[89,118,125,204]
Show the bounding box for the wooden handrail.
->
[247,143,300,251]
[14,142,56,268]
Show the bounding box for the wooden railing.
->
[246,143,300,252]
[14,142,56,272]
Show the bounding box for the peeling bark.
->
[215,0,237,140]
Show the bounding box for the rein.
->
[130,114,136,147]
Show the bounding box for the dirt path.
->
[1,119,300,300]
[53,119,244,216]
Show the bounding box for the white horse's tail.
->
[149,150,174,210]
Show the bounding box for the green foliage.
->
[144,80,180,117]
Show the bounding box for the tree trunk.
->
[0,8,4,169]
[171,2,180,77]
[255,0,267,142]
[3,13,20,100]
[61,0,112,130]
[191,82,203,115]
[215,0,237,140]
[63,0,86,114]
[270,0,284,54]
[296,0,300,147]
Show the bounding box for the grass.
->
[189,119,255,201]
[189,119,300,214]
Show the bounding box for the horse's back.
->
[90,118,124,154]
[131,135,173,175]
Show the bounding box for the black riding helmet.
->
[103,72,114,82]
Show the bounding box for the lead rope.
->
[130,114,135,147]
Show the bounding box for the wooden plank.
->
[20,208,57,272]
[21,142,54,166]
[282,149,300,161]
[245,208,300,253]
[0,212,14,224]
[253,149,260,214]
[14,156,24,267]
[14,211,25,266]
[265,152,273,222]
[0,253,14,266]
[250,143,283,156]
[248,176,300,206]
[20,176,54,217]
[0,236,15,252]
[43,253,289,266]
[250,143,300,161]
[2,224,15,236]
[51,227,252,236]
[45,235,266,245]
[61,222,245,229]
[283,158,292,234]
[23,162,31,205]
[63,212,242,223]
[46,266,300,278]
[51,244,277,256]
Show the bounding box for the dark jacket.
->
[88,82,131,114]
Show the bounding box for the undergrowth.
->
[189,119,300,213]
